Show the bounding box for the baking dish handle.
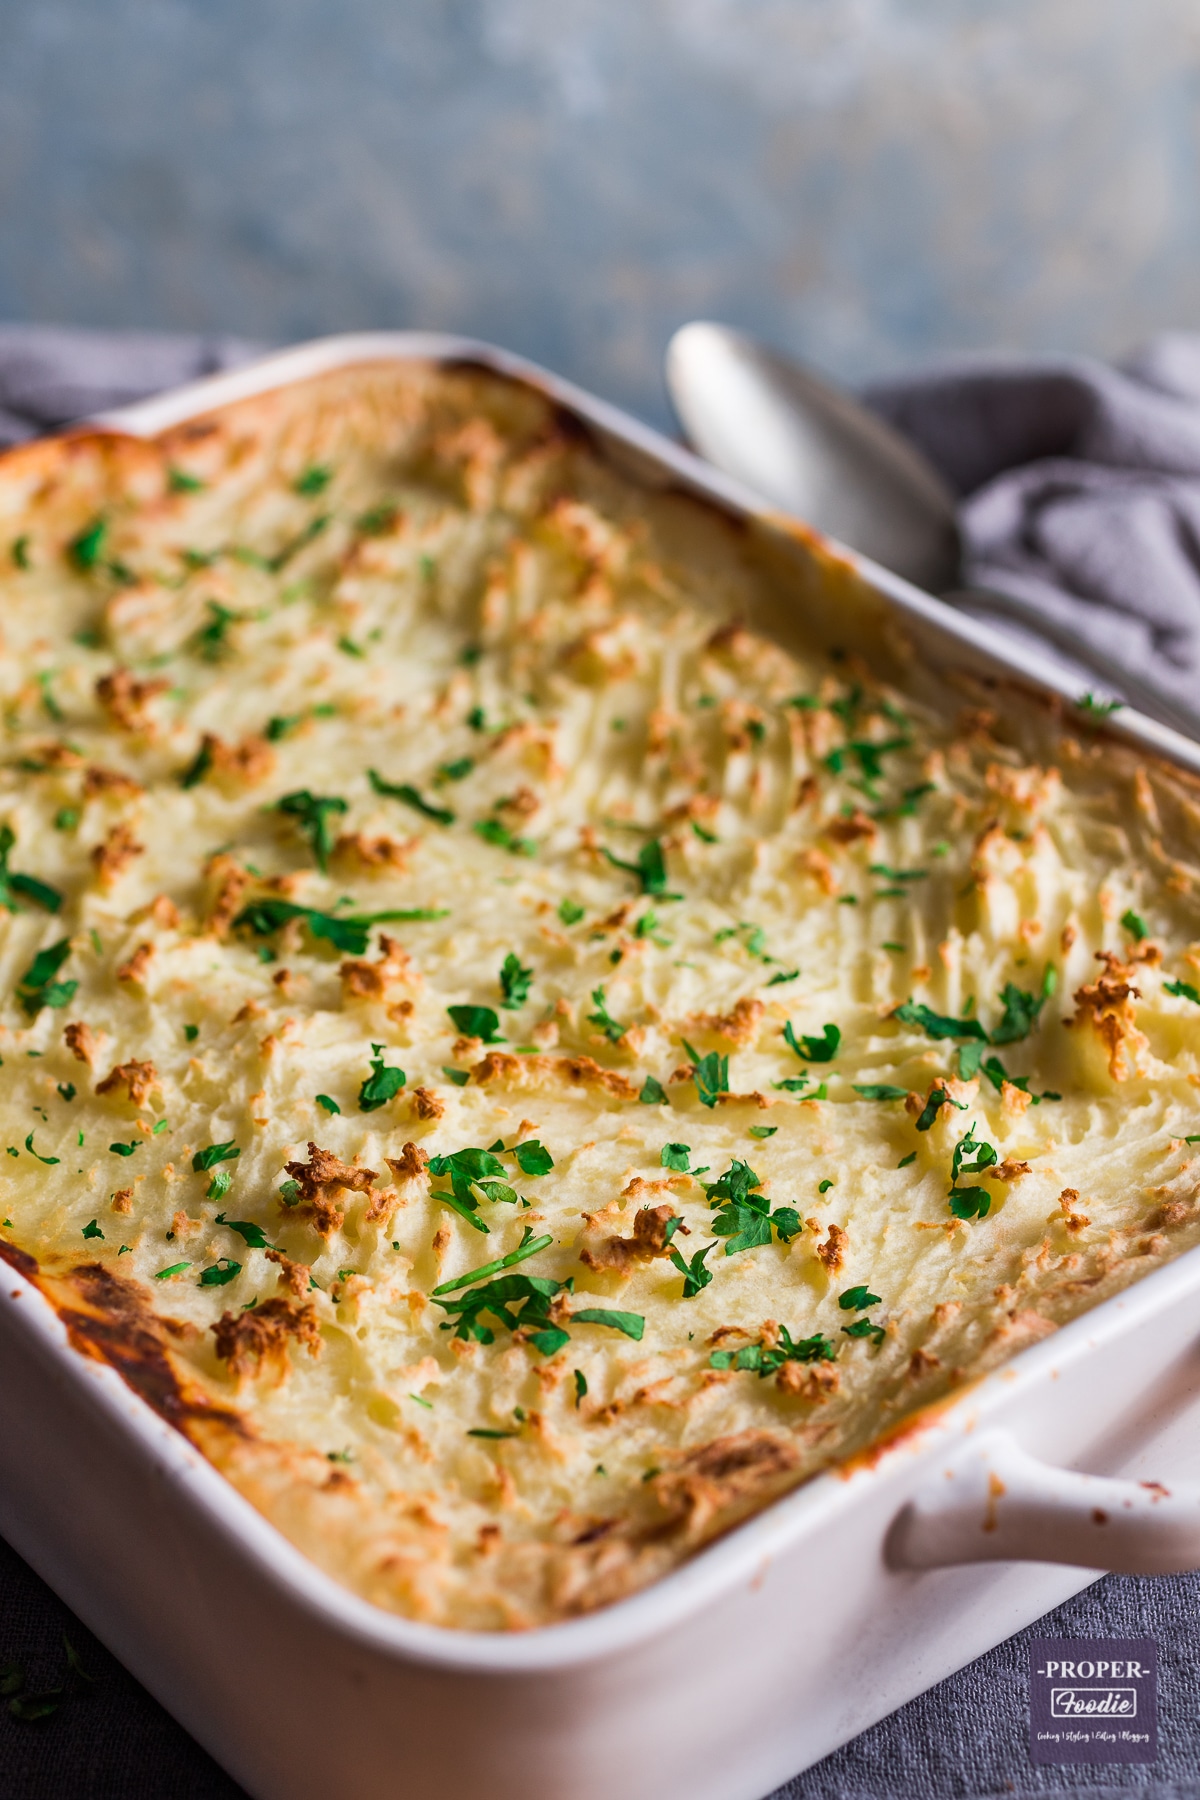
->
[887,1430,1200,1574]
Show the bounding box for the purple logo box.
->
[1029,1637,1156,1764]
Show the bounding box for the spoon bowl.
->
[666,321,961,594]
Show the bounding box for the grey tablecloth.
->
[0,325,1197,1800]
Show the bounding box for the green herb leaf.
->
[294,464,333,496]
[368,769,455,825]
[447,1003,504,1044]
[914,1085,966,1131]
[199,1259,242,1287]
[356,501,399,535]
[1121,907,1148,942]
[587,985,627,1043]
[669,1239,717,1298]
[1077,692,1123,719]
[23,1131,59,1165]
[951,1124,998,1182]
[574,1369,588,1406]
[154,1261,192,1279]
[109,1140,140,1157]
[572,1307,645,1340]
[433,1270,568,1355]
[1165,978,1200,1005]
[894,999,988,1042]
[838,1285,881,1310]
[783,1021,841,1063]
[853,1083,908,1101]
[765,968,800,986]
[989,980,1049,1046]
[661,1142,691,1171]
[359,1042,406,1112]
[639,1074,667,1104]
[601,838,680,898]
[558,898,585,926]
[215,1216,273,1249]
[179,738,213,789]
[15,938,77,1016]
[513,1139,553,1176]
[709,1324,838,1377]
[275,789,349,872]
[81,1218,103,1239]
[499,951,533,1010]
[948,1187,991,1220]
[184,1024,200,1042]
[898,1151,917,1168]
[68,517,107,571]
[168,467,205,493]
[234,897,447,956]
[192,1141,240,1172]
[438,757,474,783]
[681,1039,729,1109]
[443,1067,471,1087]
[841,1317,886,1345]
[315,1093,341,1114]
[431,1226,554,1295]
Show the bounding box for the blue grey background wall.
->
[1,0,1197,429]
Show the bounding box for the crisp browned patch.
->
[683,995,763,1048]
[111,1188,134,1215]
[265,1248,310,1298]
[212,1297,322,1380]
[30,740,83,770]
[204,854,250,937]
[795,846,838,893]
[651,1430,800,1537]
[1053,1187,1092,1233]
[202,732,277,788]
[580,1203,683,1274]
[96,1058,159,1106]
[339,935,412,1002]
[776,1360,839,1401]
[83,763,144,799]
[386,1142,430,1184]
[816,1222,847,1274]
[823,809,877,845]
[470,1051,638,1101]
[283,1142,379,1236]
[116,942,154,985]
[332,831,417,873]
[63,1020,96,1065]
[409,1085,445,1121]
[96,667,170,735]
[92,821,144,886]
[1069,950,1147,1080]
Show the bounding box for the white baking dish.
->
[4,332,1200,1800]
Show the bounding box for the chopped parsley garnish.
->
[192,1142,240,1172]
[235,897,446,956]
[512,1139,553,1175]
[601,838,680,898]
[1077,692,1123,718]
[431,1225,553,1295]
[0,824,62,914]
[294,464,333,497]
[337,635,366,659]
[467,1428,518,1440]
[710,1326,837,1376]
[818,1178,834,1194]
[898,1151,917,1168]
[947,1124,999,1220]
[783,1021,840,1063]
[1121,908,1148,941]
[184,1024,200,1042]
[15,939,77,1016]
[473,817,536,856]
[368,769,455,825]
[68,517,107,572]
[428,1145,519,1231]
[573,1307,644,1339]
[894,999,987,1042]
[359,1042,406,1112]
[168,467,205,493]
[447,1003,504,1044]
[587,985,627,1043]
[971,1052,1060,1103]
[842,1317,886,1345]
[869,863,928,882]
[12,534,31,570]
[433,1273,566,1353]
[54,808,80,832]
[81,1218,104,1239]
[839,1285,881,1310]
[199,1259,241,1287]
[558,898,585,926]
[265,713,302,741]
[990,969,1056,1045]
[948,1187,991,1221]
[766,968,800,987]
[193,599,256,662]
[57,1082,75,1103]
[356,501,399,535]
[438,757,474,783]
[574,1369,588,1406]
[705,1158,801,1254]
[109,1141,139,1158]
[661,1142,692,1171]
[215,1215,273,1249]
[275,789,348,872]
[914,1085,967,1131]
[873,781,937,820]
[154,1262,192,1280]
[315,1094,341,1114]
[179,738,213,789]
[639,1074,667,1104]
[499,952,533,1010]
[853,1083,908,1101]
[442,1066,471,1087]
[670,1240,716,1297]
[748,1124,778,1139]
[24,1132,59,1165]
[824,736,910,788]
[1165,979,1200,1005]
[683,1040,729,1109]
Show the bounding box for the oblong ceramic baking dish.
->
[3,332,1200,1800]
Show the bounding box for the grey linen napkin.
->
[0,325,1196,1800]
[865,335,1200,738]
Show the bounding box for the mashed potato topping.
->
[2,360,1200,1629]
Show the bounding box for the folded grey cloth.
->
[866,336,1200,738]
[0,322,266,446]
